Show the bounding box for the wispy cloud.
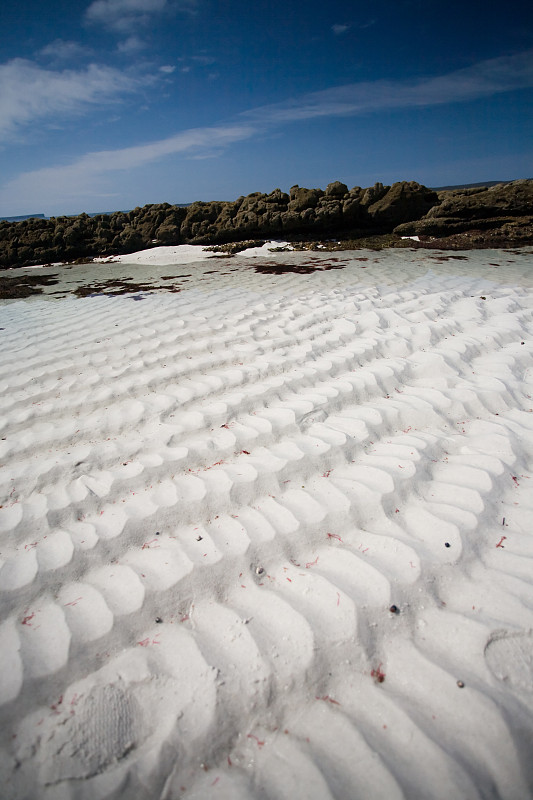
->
[39,39,91,61]
[0,59,148,141]
[0,124,256,210]
[331,24,349,35]
[85,0,196,33]
[117,35,147,53]
[177,53,216,73]
[2,50,532,212]
[243,50,533,125]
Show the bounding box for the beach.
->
[1,243,533,799]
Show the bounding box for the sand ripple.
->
[1,249,533,798]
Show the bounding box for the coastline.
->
[2,179,532,272]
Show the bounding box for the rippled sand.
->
[1,246,533,799]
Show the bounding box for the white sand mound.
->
[1,248,533,798]
[95,243,212,265]
[95,240,292,266]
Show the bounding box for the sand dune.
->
[1,246,533,799]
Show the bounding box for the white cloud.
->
[2,49,532,213]
[0,124,256,211]
[176,54,216,73]
[243,50,533,125]
[86,0,166,30]
[0,59,148,141]
[39,39,90,61]
[159,65,176,73]
[332,24,349,35]
[117,36,146,53]
[85,0,196,32]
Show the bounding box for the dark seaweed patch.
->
[253,260,347,275]
[428,254,470,261]
[0,273,59,299]
[73,279,159,297]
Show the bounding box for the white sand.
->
[1,246,533,799]
[94,240,293,266]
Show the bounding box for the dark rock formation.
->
[367,181,438,228]
[399,217,533,250]
[288,186,323,212]
[394,179,533,240]
[325,181,348,198]
[430,180,533,219]
[361,182,388,207]
[1,179,531,270]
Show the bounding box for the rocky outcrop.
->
[1,179,531,269]
[367,181,438,228]
[394,179,533,239]
[0,204,186,269]
[431,180,533,219]
[288,186,323,212]
[325,181,348,198]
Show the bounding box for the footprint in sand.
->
[485,631,533,695]
[41,684,147,783]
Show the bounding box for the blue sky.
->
[0,0,532,216]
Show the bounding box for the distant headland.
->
[1,178,532,269]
